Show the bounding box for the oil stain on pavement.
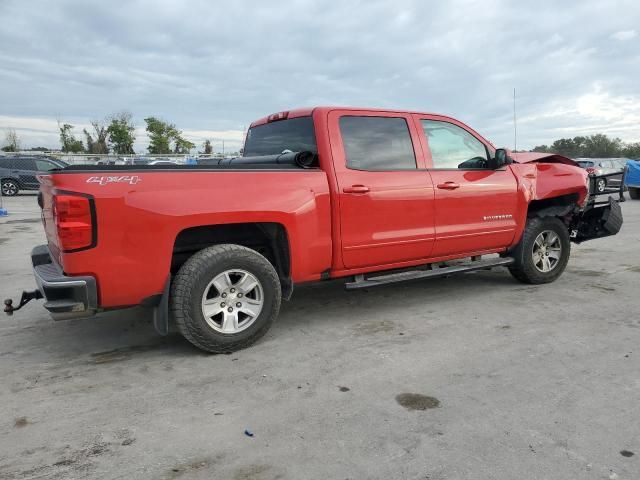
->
[396,393,440,411]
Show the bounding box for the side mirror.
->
[489,148,512,169]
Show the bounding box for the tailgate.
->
[37,174,60,255]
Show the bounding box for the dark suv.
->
[1,156,68,196]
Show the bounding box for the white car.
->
[148,160,179,166]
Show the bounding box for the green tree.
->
[174,136,195,154]
[622,142,640,159]
[107,112,136,154]
[144,117,194,154]
[58,123,85,153]
[203,139,212,154]
[532,144,550,153]
[550,138,581,158]
[144,117,176,154]
[582,134,622,158]
[83,121,109,154]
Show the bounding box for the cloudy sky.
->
[1,0,639,153]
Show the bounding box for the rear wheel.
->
[1,179,19,196]
[508,217,571,284]
[629,187,640,200]
[170,244,281,353]
[595,178,607,193]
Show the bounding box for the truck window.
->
[422,120,488,169]
[339,116,416,170]
[243,117,317,156]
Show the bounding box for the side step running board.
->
[345,257,515,290]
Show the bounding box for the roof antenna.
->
[513,87,517,153]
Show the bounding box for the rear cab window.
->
[243,117,317,156]
[339,116,417,170]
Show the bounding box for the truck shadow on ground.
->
[17,268,531,362]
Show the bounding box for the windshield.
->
[244,117,317,156]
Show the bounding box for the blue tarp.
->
[625,160,640,187]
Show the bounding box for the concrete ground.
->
[0,192,638,480]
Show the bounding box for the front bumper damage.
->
[4,245,98,319]
[570,171,625,243]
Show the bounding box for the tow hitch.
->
[3,290,43,315]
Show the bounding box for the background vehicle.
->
[625,160,640,199]
[148,159,179,166]
[96,159,124,166]
[576,158,627,192]
[1,156,67,196]
[4,107,623,353]
[124,157,150,166]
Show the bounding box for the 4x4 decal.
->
[86,175,141,186]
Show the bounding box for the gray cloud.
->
[0,0,639,151]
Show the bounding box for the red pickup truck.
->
[4,107,623,353]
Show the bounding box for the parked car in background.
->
[96,158,125,166]
[148,159,179,166]
[1,156,67,196]
[625,160,640,199]
[123,157,150,166]
[576,158,627,193]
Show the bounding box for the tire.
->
[629,187,640,200]
[170,244,282,353]
[1,179,19,196]
[595,178,607,193]
[508,216,571,284]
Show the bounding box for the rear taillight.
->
[585,167,597,174]
[53,194,95,252]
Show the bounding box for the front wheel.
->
[629,187,640,200]
[1,179,19,196]
[171,244,282,353]
[508,217,571,284]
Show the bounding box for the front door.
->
[414,116,519,258]
[329,111,436,269]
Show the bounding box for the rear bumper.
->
[32,245,98,320]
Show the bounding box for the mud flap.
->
[571,197,623,243]
[152,277,171,336]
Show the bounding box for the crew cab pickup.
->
[4,107,623,352]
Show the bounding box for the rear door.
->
[12,157,39,189]
[328,110,436,269]
[414,115,518,257]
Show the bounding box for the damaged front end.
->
[570,170,625,243]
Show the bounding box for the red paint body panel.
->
[39,106,589,310]
[40,171,331,307]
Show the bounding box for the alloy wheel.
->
[200,269,264,334]
[531,230,562,273]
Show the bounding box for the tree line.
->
[2,113,214,155]
[532,134,640,159]
[57,112,203,155]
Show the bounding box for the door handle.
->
[436,182,460,190]
[343,185,370,194]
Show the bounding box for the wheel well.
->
[171,222,292,297]
[527,193,579,221]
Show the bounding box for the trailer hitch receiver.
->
[4,290,43,315]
